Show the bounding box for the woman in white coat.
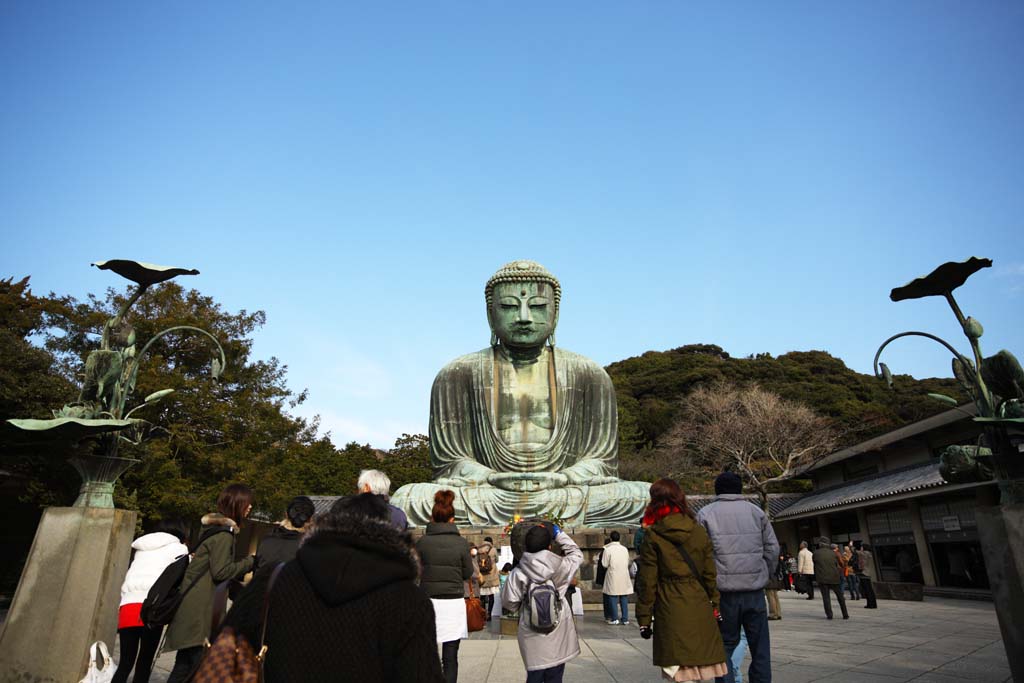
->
[112,520,189,683]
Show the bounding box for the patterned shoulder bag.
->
[192,563,285,683]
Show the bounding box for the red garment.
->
[118,602,144,629]
[642,504,681,527]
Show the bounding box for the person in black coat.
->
[219,494,444,683]
[255,496,315,570]
[416,490,474,683]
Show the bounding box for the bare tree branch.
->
[658,383,839,514]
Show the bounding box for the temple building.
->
[770,404,997,595]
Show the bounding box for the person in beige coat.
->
[601,531,633,625]
[797,540,815,599]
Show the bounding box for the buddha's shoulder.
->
[435,348,492,375]
[554,347,610,376]
[432,347,610,378]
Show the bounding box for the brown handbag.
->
[192,564,285,683]
[465,581,487,633]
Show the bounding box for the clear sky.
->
[2,3,1022,448]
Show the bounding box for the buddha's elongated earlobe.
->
[491,331,498,347]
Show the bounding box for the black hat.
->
[714,471,743,495]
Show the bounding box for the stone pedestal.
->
[976,504,1024,683]
[500,615,519,636]
[0,507,136,683]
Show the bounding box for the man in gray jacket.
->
[697,471,780,683]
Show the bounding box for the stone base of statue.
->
[0,507,136,683]
[977,504,1024,682]
[500,614,520,636]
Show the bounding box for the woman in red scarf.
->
[635,478,727,682]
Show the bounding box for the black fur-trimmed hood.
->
[296,515,420,606]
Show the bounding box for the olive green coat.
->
[635,513,726,668]
[162,514,255,651]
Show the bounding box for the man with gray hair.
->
[358,469,409,531]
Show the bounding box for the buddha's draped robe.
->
[391,347,650,526]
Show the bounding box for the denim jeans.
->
[607,594,629,622]
[716,590,771,683]
[847,573,860,599]
[730,627,749,683]
[602,593,612,620]
[526,663,565,682]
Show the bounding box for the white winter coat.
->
[600,541,633,596]
[119,532,189,606]
[501,533,583,672]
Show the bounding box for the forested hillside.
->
[608,344,966,490]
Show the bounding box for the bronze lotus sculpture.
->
[4,260,225,508]
[873,257,1024,503]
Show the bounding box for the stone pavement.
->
[144,591,1012,682]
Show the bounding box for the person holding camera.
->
[635,478,727,682]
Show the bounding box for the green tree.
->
[0,277,80,506]
[386,433,432,490]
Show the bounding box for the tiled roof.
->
[773,461,948,520]
[309,495,342,515]
[797,404,977,475]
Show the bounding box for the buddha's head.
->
[485,260,561,349]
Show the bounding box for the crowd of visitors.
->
[106,466,888,683]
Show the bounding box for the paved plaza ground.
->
[145,591,1012,682]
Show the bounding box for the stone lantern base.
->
[0,507,136,683]
[977,504,1024,683]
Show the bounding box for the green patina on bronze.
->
[873,256,1024,504]
[5,260,225,508]
[391,260,650,527]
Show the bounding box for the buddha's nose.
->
[518,301,532,323]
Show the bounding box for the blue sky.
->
[2,3,1022,447]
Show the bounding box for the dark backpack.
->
[140,527,230,628]
[478,548,494,576]
[525,580,562,633]
[594,551,607,588]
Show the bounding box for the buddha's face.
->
[489,281,556,349]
